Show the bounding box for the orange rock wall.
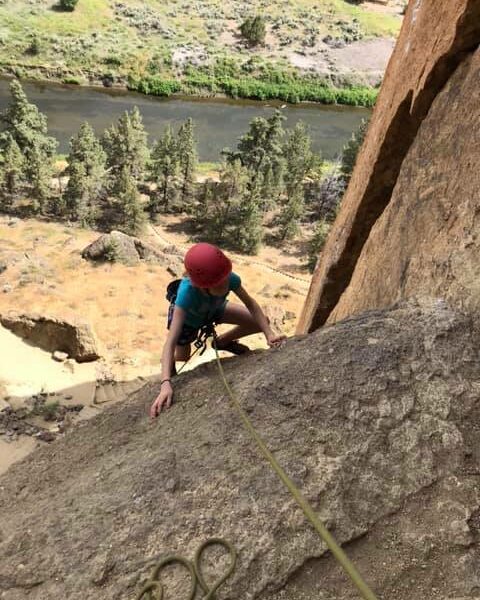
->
[298,0,480,332]
[329,48,480,322]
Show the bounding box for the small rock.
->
[0,398,10,412]
[35,431,56,443]
[2,284,12,293]
[52,350,69,362]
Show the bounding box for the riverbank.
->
[0,0,401,107]
[1,62,378,107]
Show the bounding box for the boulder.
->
[1,302,480,599]
[0,313,100,362]
[81,231,141,264]
[298,0,480,332]
[81,231,183,275]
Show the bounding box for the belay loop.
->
[136,538,237,600]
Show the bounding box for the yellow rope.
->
[136,538,236,600]
[212,337,380,600]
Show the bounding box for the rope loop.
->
[135,539,236,600]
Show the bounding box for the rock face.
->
[330,47,480,323]
[1,302,480,599]
[0,313,100,362]
[82,230,183,276]
[298,0,480,332]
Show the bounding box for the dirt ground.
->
[0,214,311,473]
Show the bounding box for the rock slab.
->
[1,302,480,599]
[0,313,100,362]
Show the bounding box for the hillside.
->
[0,0,403,102]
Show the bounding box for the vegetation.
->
[58,0,80,10]
[0,80,367,261]
[0,0,402,106]
[240,16,267,46]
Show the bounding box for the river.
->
[0,78,370,162]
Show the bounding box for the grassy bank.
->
[129,72,378,107]
[0,0,401,105]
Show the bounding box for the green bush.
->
[240,16,267,46]
[58,0,79,10]
[128,77,181,97]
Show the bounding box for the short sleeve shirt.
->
[175,272,241,328]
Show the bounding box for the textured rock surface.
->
[82,230,183,276]
[0,312,100,362]
[1,302,480,599]
[298,0,480,332]
[330,48,480,323]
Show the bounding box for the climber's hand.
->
[266,333,286,348]
[150,382,174,418]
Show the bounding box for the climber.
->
[150,243,285,417]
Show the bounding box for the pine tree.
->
[278,188,304,241]
[196,160,250,244]
[278,122,318,240]
[0,80,57,209]
[226,110,286,203]
[30,145,53,213]
[340,118,369,183]
[64,122,106,224]
[115,167,146,236]
[177,118,198,206]
[231,191,263,254]
[0,134,24,200]
[149,125,178,214]
[307,219,331,273]
[102,107,149,188]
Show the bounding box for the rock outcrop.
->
[0,312,100,362]
[330,47,480,323]
[82,230,183,276]
[298,0,480,332]
[1,302,480,599]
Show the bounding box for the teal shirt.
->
[175,272,242,328]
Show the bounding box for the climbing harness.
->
[140,326,380,600]
[136,538,236,600]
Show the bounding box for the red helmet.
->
[184,243,232,288]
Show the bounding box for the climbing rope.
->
[138,326,380,600]
[210,330,380,600]
[136,538,236,600]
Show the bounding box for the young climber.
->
[150,242,285,417]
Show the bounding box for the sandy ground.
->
[0,214,310,473]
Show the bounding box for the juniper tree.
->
[115,166,146,236]
[102,107,149,189]
[0,80,57,209]
[64,122,106,224]
[307,219,330,273]
[240,15,266,45]
[149,125,178,214]
[231,190,263,254]
[278,122,318,240]
[196,160,250,245]
[177,118,197,206]
[225,110,286,204]
[340,118,369,183]
[0,134,24,200]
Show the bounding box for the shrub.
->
[240,16,267,46]
[58,0,79,10]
